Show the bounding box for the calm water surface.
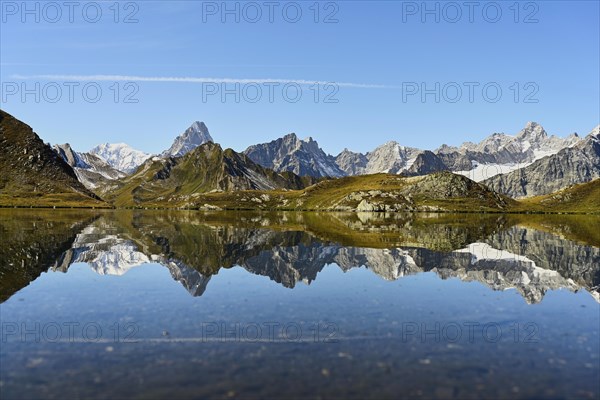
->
[1,210,599,399]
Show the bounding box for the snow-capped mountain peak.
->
[446,122,585,182]
[161,121,214,158]
[53,143,127,189]
[589,125,600,140]
[89,143,151,174]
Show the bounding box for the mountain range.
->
[89,119,596,197]
[1,109,599,210]
[483,126,600,197]
[243,133,346,178]
[53,143,126,189]
[104,141,318,207]
[437,122,581,179]
[49,117,589,179]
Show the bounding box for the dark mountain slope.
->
[0,110,105,207]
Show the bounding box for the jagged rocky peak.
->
[162,121,214,158]
[405,150,449,176]
[367,141,401,160]
[566,132,580,141]
[435,143,461,154]
[335,140,449,177]
[281,132,302,146]
[277,132,314,150]
[377,141,421,155]
[335,148,369,175]
[53,143,127,190]
[299,135,321,149]
[435,122,586,182]
[483,123,600,198]
[244,132,346,178]
[191,120,209,133]
[362,141,423,174]
[517,121,547,142]
[90,142,151,174]
[53,143,89,169]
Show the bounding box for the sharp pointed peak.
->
[188,121,209,131]
[183,121,210,137]
[55,142,74,150]
[517,121,547,140]
[163,121,214,158]
[377,140,401,149]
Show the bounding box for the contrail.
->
[11,74,396,89]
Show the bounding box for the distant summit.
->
[484,125,600,198]
[90,143,151,174]
[244,133,345,178]
[161,121,213,158]
[54,143,126,189]
[435,122,583,181]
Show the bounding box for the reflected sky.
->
[1,210,599,399]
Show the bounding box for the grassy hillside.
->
[519,179,600,214]
[116,171,517,212]
[0,110,107,208]
[101,142,317,207]
[294,172,515,212]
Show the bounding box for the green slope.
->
[0,110,107,208]
[520,178,600,213]
[101,142,317,207]
[116,171,516,212]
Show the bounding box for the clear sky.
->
[1,0,598,155]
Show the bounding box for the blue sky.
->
[1,0,598,155]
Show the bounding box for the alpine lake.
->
[1,209,599,399]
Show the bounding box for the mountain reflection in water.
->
[1,210,598,304]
